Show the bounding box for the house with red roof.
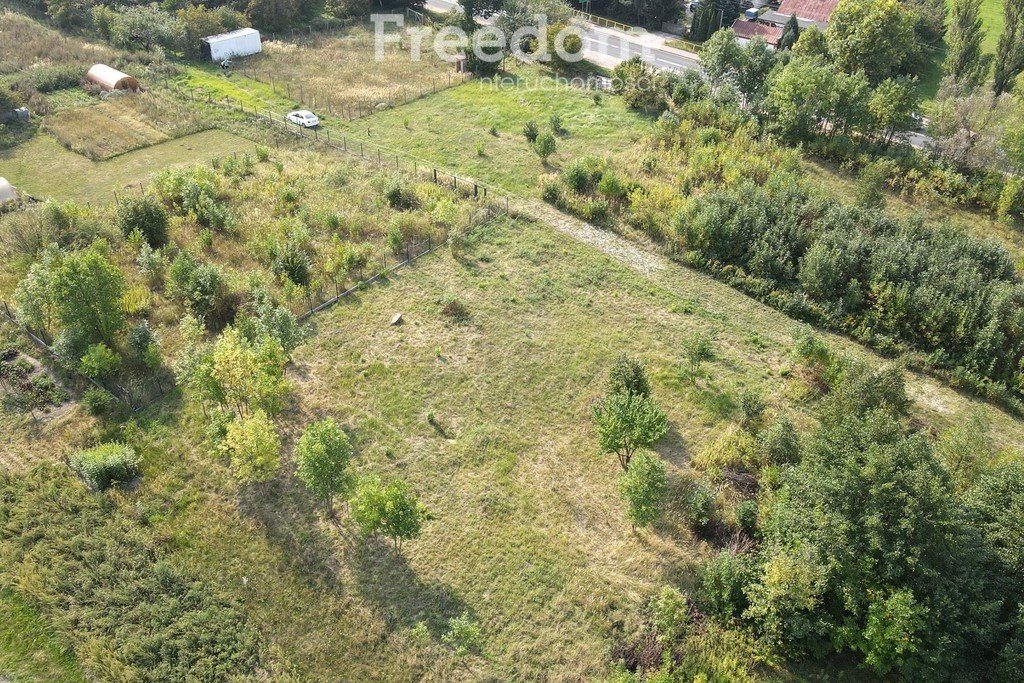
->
[730,0,840,49]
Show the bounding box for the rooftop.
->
[775,0,840,23]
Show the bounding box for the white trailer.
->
[201,28,262,62]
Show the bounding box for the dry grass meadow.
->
[0,8,114,71]
[240,24,457,114]
[44,92,211,160]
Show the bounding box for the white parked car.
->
[286,110,319,128]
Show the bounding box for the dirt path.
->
[514,199,666,276]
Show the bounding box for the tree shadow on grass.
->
[651,421,689,468]
[238,475,347,589]
[688,380,738,423]
[347,538,472,640]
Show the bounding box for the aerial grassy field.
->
[336,67,653,194]
[0,129,251,203]
[4,211,1019,680]
[979,0,1004,53]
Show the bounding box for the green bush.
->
[82,387,115,417]
[683,477,717,531]
[698,551,753,622]
[523,119,539,142]
[69,443,139,490]
[79,342,121,379]
[734,499,758,536]
[116,195,169,248]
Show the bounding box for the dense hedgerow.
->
[0,467,262,680]
[551,107,1024,403]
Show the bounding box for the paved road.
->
[422,0,699,72]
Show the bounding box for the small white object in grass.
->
[391,313,404,326]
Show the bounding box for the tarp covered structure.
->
[86,64,139,91]
[0,178,17,204]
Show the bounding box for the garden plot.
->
[45,91,210,160]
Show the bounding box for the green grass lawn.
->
[334,67,654,195]
[979,0,1004,53]
[0,590,86,683]
[0,129,254,204]
[100,214,1024,680]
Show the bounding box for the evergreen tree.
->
[779,13,800,51]
[945,0,991,90]
[994,0,1024,95]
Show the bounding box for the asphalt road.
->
[422,0,699,73]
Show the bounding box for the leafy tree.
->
[945,0,992,90]
[994,0,1024,95]
[116,195,169,248]
[246,0,300,32]
[700,28,745,86]
[791,25,828,59]
[349,477,429,550]
[533,131,556,163]
[607,354,651,398]
[167,250,226,320]
[618,450,667,529]
[210,327,288,418]
[52,244,126,346]
[778,13,800,51]
[222,410,280,485]
[611,56,669,113]
[867,76,920,143]
[592,391,668,470]
[13,247,60,338]
[825,0,919,84]
[545,22,583,71]
[107,5,183,51]
[757,408,1004,677]
[680,330,714,382]
[294,418,353,510]
[177,5,246,60]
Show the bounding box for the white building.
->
[200,28,262,62]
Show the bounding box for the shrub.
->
[650,586,690,645]
[758,415,800,465]
[694,424,758,475]
[607,354,651,398]
[440,294,470,323]
[382,178,419,210]
[739,389,765,431]
[82,387,115,417]
[618,450,668,529]
[549,113,564,134]
[443,612,483,657]
[698,551,753,622]
[70,443,139,490]
[683,477,717,531]
[734,499,758,536]
[79,342,121,379]
[294,418,352,507]
[221,410,281,485]
[534,132,556,162]
[116,195,169,248]
[167,251,226,319]
[523,119,539,142]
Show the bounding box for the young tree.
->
[211,327,288,418]
[945,0,992,90]
[994,0,1024,95]
[13,247,60,339]
[618,450,668,530]
[607,354,651,398]
[52,244,126,346]
[680,330,714,382]
[349,477,429,551]
[825,0,919,84]
[778,13,800,51]
[867,76,920,143]
[592,392,668,470]
[533,131,556,163]
[222,410,281,485]
[700,28,745,85]
[294,418,353,510]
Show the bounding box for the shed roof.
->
[732,21,784,45]
[202,27,260,44]
[775,0,840,23]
